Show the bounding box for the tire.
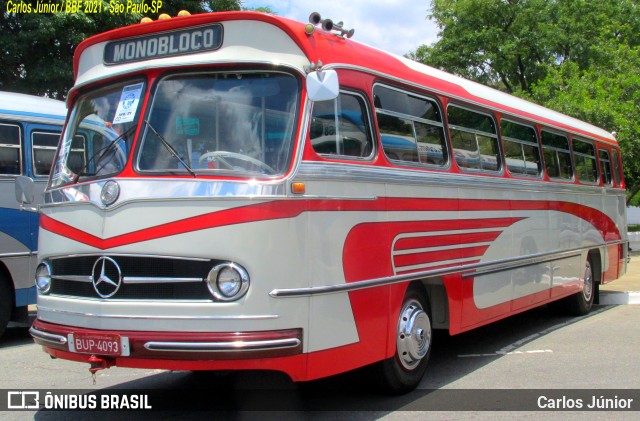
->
[0,275,13,338]
[373,284,432,394]
[561,254,596,316]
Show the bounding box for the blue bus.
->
[0,91,66,337]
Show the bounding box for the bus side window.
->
[573,138,598,184]
[310,92,373,158]
[599,149,613,186]
[448,105,500,172]
[501,120,541,177]
[373,85,447,166]
[611,148,622,187]
[541,131,572,180]
[32,131,61,177]
[0,123,21,175]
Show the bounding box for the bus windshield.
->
[51,80,145,188]
[137,71,299,177]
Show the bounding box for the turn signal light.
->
[291,182,306,194]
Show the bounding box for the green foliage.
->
[628,224,640,232]
[206,0,242,12]
[411,0,640,204]
[0,1,141,98]
[0,1,244,99]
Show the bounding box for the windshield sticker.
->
[113,83,143,124]
[176,116,200,136]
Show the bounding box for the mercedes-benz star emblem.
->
[91,256,122,298]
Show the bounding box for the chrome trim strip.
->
[0,251,36,258]
[43,178,288,209]
[143,338,301,353]
[270,241,629,298]
[46,295,213,303]
[295,161,627,197]
[29,326,68,345]
[465,239,628,279]
[52,275,92,283]
[49,253,211,262]
[461,251,582,279]
[51,276,205,284]
[123,277,204,284]
[36,306,279,320]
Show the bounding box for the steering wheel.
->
[198,151,276,175]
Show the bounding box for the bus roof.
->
[73,11,617,145]
[0,91,66,124]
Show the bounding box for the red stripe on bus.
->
[395,260,481,275]
[39,198,620,250]
[394,245,490,268]
[394,231,503,251]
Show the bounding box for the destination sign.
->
[104,24,223,65]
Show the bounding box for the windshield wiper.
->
[144,119,196,177]
[72,124,137,184]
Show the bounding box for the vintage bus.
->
[0,91,67,338]
[27,11,627,392]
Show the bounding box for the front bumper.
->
[30,319,303,361]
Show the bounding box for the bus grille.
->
[48,255,217,301]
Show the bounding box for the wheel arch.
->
[0,260,16,305]
[588,248,602,303]
[414,277,450,330]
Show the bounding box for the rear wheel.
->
[561,254,596,316]
[0,275,13,338]
[374,285,432,394]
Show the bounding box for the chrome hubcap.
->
[582,259,593,302]
[397,298,431,370]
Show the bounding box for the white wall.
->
[628,207,640,225]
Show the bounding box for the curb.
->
[599,291,640,305]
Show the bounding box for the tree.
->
[0,3,140,98]
[206,0,242,11]
[527,47,640,206]
[411,0,640,204]
[0,1,245,99]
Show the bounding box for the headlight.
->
[35,261,52,294]
[100,180,120,207]
[206,263,249,301]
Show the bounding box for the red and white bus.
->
[27,11,627,392]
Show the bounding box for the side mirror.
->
[15,175,35,205]
[306,69,339,102]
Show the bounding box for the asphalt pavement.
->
[599,254,640,304]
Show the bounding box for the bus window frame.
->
[571,137,599,185]
[499,118,543,179]
[51,76,147,188]
[134,68,301,178]
[598,147,613,187]
[446,103,502,175]
[309,89,376,162]
[0,121,23,177]
[611,147,622,187]
[373,83,450,170]
[31,130,62,178]
[540,129,574,182]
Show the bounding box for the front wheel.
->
[373,285,432,394]
[559,254,597,316]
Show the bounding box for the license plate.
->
[68,333,129,356]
